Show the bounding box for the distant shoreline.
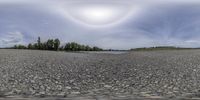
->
[131,46,200,51]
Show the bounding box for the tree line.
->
[12,37,103,51]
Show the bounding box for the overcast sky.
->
[0,0,200,49]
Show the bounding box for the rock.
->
[38,91,46,98]
[71,92,80,95]
[104,85,112,88]
[57,92,66,97]
[65,86,72,90]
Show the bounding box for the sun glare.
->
[78,7,117,25]
[62,4,135,27]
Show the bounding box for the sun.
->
[61,3,135,27]
[79,7,116,25]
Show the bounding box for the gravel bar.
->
[0,49,200,99]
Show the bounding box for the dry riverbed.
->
[0,49,200,99]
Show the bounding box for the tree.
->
[33,43,38,50]
[71,42,76,51]
[85,45,91,51]
[41,42,47,50]
[64,43,71,51]
[59,46,64,51]
[93,46,102,51]
[11,37,104,51]
[15,45,27,49]
[54,38,60,51]
[28,43,33,49]
[47,39,54,50]
[70,42,81,51]
[37,37,41,49]
[80,45,86,51]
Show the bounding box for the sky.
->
[0,0,200,49]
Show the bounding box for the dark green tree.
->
[15,45,27,49]
[93,46,102,51]
[85,45,91,51]
[47,39,54,50]
[11,37,103,51]
[28,43,33,49]
[37,37,41,49]
[64,43,71,51]
[41,42,47,50]
[80,45,86,51]
[33,43,38,50]
[54,38,60,51]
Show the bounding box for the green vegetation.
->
[131,46,196,51]
[12,37,103,51]
[62,42,102,51]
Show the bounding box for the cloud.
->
[0,0,200,49]
[0,32,24,47]
[121,4,200,48]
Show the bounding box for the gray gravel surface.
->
[0,49,200,99]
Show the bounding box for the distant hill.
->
[131,46,199,51]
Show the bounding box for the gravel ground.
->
[0,49,200,99]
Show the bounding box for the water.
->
[84,51,128,54]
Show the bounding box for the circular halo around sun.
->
[59,2,137,27]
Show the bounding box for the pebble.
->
[0,49,199,99]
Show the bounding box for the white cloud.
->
[0,32,24,47]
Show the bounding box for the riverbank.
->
[0,49,200,99]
